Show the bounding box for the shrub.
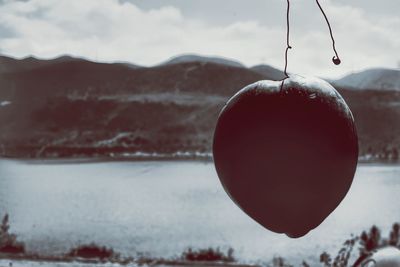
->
[321,223,400,267]
[389,223,400,246]
[182,247,234,262]
[360,225,381,253]
[0,213,25,254]
[67,243,115,260]
[268,256,293,267]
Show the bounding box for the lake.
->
[0,159,399,265]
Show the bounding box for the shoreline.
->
[0,253,259,267]
[0,155,398,165]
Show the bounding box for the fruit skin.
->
[213,75,358,238]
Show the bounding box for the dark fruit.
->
[213,75,358,238]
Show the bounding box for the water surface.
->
[0,160,399,265]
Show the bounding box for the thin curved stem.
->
[280,0,291,91]
[283,0,291,78]
[315,0,341,65]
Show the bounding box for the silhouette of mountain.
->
[0,55,398,161]
[251,64,286,81]
[0,55,84,74]
[334,68,400,91]
[162,54,245,68]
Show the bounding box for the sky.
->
[0,0,398,78]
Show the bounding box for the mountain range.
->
[0,54,399,161]
[334,68,400,91]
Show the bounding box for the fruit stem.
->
[315,0,341,65]
[283,0,291,79]
[280,0,291,92]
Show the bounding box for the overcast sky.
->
[0,0,398,78]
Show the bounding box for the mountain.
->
[113,61,142,69]
[251,64,286,81]
[0,55,83,74]
[0,55,398,161]
[334,68,400,91]
[0,56,264,158]
[333,87,400,160]
[0,56,263,99]
[162,54,245,68]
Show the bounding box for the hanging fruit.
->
[212,0,358,238]
[213,75,358,237]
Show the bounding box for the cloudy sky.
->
[0,0,398,78]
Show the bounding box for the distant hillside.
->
[0,55,398,161]
[334,88,400,161]
[0,57,263,100]
[0,56,263,158]
[162,54,245,68]
[334,68,400,91]
[0,55,85,74]
[118,62,142,69]
[251,64,286,81]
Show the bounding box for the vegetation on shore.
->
[66,243,118,261]
[318,223,400,267]
[2,212,400,267]
[0,213,238,265]
[182,247,235,262]
[0,214,25,254]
